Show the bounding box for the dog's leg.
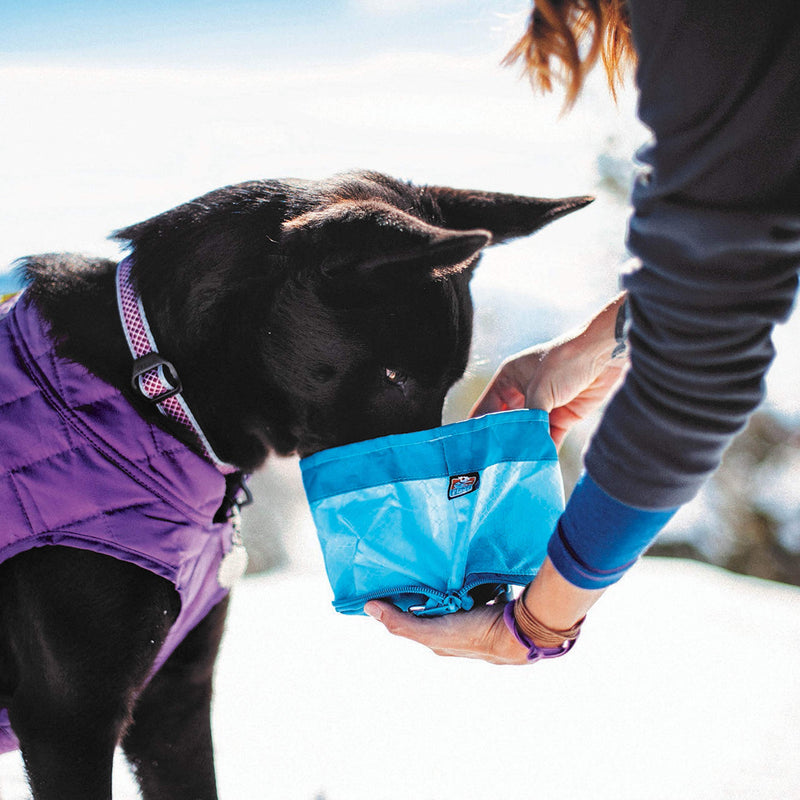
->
[1,547,179,800]
[122,598,229,800]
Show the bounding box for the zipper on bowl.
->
[334,584,448,615]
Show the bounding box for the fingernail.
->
[364,602,382,621]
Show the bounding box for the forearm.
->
[522,556,605,634]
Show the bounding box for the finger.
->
[364,602,530,665]
[469,391,506,418]
[469,379,525,418]
[549,406,582,447]
[550,424,566,449]
[364,601,448,649]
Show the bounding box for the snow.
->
[2,557,800,799]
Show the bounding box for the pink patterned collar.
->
[115,256,237,474]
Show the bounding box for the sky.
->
[1,0,523,67]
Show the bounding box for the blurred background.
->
[4,4,800,799]
[2,0,799,587]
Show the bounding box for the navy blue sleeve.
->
[548,0,800,586]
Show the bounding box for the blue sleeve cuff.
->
[547,472,678,589]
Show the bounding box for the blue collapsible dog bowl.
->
[300,409,564,616]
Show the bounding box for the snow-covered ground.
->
[2,557,800,800]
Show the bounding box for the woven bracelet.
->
[502,590,584,663]
[514,587,584,647]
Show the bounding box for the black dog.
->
[0,170,590,799]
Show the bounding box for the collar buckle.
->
[131,352,183,403]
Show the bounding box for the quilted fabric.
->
[0,293,234,754]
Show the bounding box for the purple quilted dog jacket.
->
[0,293,235,754]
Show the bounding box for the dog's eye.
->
[383,367,407,386]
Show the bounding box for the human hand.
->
[364,559,602,665]
[363,600,531,665]
[470,294,628,447]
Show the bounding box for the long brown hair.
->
[504,0,635,108]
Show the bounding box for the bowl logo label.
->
[448,472,479,500]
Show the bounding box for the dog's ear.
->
[112,181,290,333]
[425,186,593,245]
[282,200,490,282]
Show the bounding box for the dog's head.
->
[114,172,591,468]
